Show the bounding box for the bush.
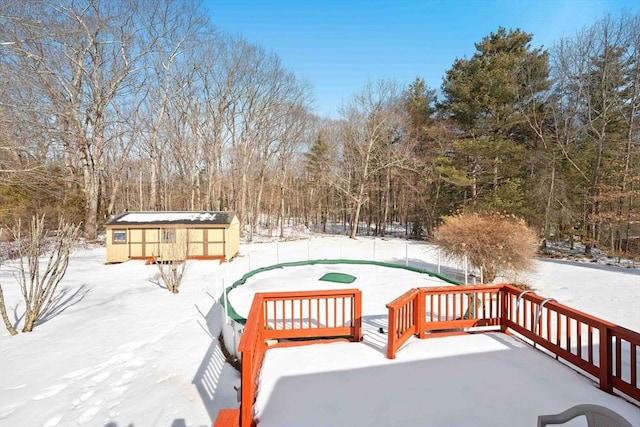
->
[434,212,538,283]
[0,216,80,334]
[152,241,188,294]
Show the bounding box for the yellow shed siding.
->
[225,217,240,259]
[104,213,240,263]
[106,229,130,263]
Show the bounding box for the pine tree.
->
[441,28,550,217]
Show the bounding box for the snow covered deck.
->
[217,282,640,427]
[254,332,640,427]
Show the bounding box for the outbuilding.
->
[104,211,240,263]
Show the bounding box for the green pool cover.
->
[319,272,357,284]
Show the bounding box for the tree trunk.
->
[83,166,100,241]
[280,184,286,239]
[350,182,366,239]
[544,158,556,239]
[0,286,18,335]
[22,312,37,333]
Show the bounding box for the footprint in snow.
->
[76,405,101,424]
[32,383,68,400]
[72,390,94,408]
[42,415,62,427]
[90,371,110,384]
[61,367,94,381]
[6,384,27,390]
[0,404,17,418]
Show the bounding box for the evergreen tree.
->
[441,28,550,217]
[304,132,332,231]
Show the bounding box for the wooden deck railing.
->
[501,284,639,403]
[386,284,503,359]
[216,289,363,427]
[387,284,640,403]
[386,288,421,359]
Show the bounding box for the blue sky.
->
[204,0,638,118]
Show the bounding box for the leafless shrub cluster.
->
[434,212,538,283]
[152,243,188,294]
[0,216,80,334]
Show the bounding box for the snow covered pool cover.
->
[222,259,460,323]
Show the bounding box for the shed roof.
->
[105,211,236,227]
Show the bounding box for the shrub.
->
[434,212,538,283]
[152,240,188,294]
[0,216,80,334]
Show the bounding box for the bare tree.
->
[551,13,640,251]
[337,80,408,238]
[152,240,188,294]
[0,216,80,333]
[0,0,210,238]
[0,234,18,334]
[0,286,17,335]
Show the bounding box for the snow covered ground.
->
[0,235,638,427]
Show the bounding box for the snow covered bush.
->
[434,212,538,283]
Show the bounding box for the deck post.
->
[240,346,254,427]
[599,326,613,393]
[387,308,397,359]
[415,289,425,339]
[353,290,363,342]
[500,286,509,333]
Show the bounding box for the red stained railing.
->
[387,284,640,403]
[217,289,363,427]
[386,284,504,359]
[386,288,421,359]
[260,289,363,341]
[502,284,639,403]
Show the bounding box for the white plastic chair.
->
[537,404,633,427]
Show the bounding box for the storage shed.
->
[104,211,239,264]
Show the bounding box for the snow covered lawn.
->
[0,236,638,426]
[0,247,239,427]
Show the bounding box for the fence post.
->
[215,266,219,299]
[464,255,468,284]
[373,239,376,261]
[405,243,408,266]
[599,326,613,393]
[222,279,230,324]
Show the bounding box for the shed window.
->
[113,230,127,244]
[162,229,176,243]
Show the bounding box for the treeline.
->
[1,1,638,253]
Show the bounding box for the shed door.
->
[187,229,205,257]
[129,229,144,257]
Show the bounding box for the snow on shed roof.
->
[106,211,236,226]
